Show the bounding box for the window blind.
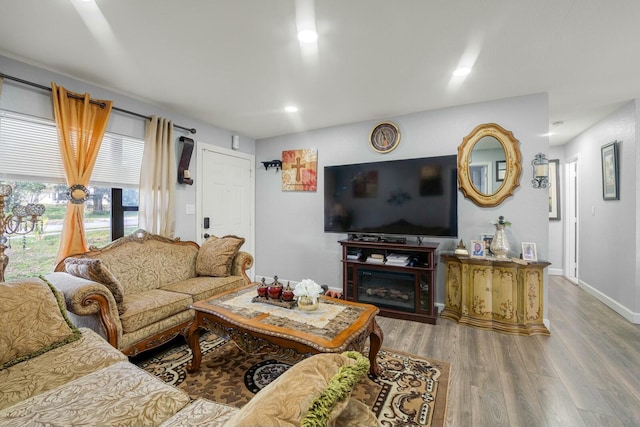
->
[0,111,143,188]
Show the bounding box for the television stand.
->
[339,239,439,324]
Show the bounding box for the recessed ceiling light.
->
[452,67,471,77]
[285,106,298,113]
[297,30,318,43]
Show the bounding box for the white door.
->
[196,143,255,279]
[565,157,579,283]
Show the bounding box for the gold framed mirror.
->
[458,123,522,207]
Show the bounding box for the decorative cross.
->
[292,157,306,182]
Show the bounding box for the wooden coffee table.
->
[186,283,383,377]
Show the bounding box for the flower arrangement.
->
[293,279,324,298]
[491,215,512,227]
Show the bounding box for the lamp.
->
[0,184,46,282]
[531,153,549,188]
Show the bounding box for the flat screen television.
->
[324,155,458,238]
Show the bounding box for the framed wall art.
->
[282,148,318,191]
[601,141,619,200]
[548,159,560,220]
[495,160,506,182]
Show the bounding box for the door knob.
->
[203,233,210,239]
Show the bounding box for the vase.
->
[490,223,510,259]
[297,295,319,311]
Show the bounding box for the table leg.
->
[186,317,202,373]
[368,318,384,378]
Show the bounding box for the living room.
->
[2,2,640,426]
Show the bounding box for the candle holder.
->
[0,184,46,282]
[531,153,549,189]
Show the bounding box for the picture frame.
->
[601,141,619,200]
[495,160,506,182]
[369,122,401,153]
[481,234,493,254]
[470,239,486,258]
[521,242,537,262]
[548,159,561,220]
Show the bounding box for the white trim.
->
[548,268,564,276]
[196,141,255,281]
[578,278,640,324]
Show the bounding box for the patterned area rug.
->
[135,333,450,427]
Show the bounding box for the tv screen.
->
[324,155,458,238]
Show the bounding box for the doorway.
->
[196,143,255,280]
[564,156,579,283]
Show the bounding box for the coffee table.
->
[186,283,383,377]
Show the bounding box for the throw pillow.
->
[64,257,126,314]
[223,351,370,427]
[196,235,245,277]
[0,277,81,370]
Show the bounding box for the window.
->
[0,111,144,280]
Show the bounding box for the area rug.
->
[135,333,450,427]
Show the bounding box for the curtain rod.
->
[0,72,196,134]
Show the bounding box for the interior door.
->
[565,157,579,283]
[196,143,255,279]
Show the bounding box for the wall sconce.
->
[531,153,549,188]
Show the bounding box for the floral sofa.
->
[0,278,379,427]
[46,229,253,356]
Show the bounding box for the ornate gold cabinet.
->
[441,255,550,336]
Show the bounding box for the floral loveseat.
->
[0,278,379,427]
[46,229,253,356]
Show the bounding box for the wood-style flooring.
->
[376,275,640,427]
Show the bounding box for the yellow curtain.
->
[51,83,112,265]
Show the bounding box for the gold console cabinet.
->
[441,255,550,336]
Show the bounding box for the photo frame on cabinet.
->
[549,159,561,220]
[470,240,485,258]
[601,141,619,200]
[522,242,537,262]
[481,234,493,254]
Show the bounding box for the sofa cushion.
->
[0,361,190,427]
[0,278,81,370]
[120,289,193,334]
[64,257,126,314]
[161,276,246,302]
[94,239,199,293]
[223,351,373,427]
[0,328,127,411]
[196,235,245,277]
[160,398,238,427]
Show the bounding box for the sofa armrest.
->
[230,251,253,284]
[43,272,123,348]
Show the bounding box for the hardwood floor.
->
[376,275,640,427]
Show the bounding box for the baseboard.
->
[548,268,563,276]
[578,278,640,324]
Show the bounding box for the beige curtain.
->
[51,83,112,265]
[138,116,176,237]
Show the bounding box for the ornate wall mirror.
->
[458,123,522,207]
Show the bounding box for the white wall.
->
[255,94,550,317]
[0,55,256,241]
[547,146,565,275]
[563,100,638,320]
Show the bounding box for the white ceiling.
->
[1,0,640,145]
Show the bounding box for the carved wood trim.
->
[81,293,119,348]
[121,320,192,357]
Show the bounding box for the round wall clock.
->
[369,121,401,153]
